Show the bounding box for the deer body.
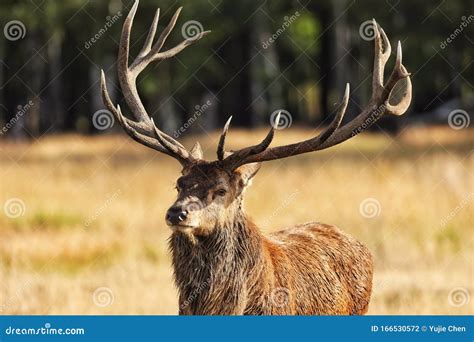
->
[172,219,373,315]
[165,162,373,315]
[100,1,411,315]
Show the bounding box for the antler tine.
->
[102,71,168,154]
[117,0,149,123]
[131,6,211,72]
[128,7,182,72]
[315,83,349,142]
[153,30,212,60]
[217,116,233,161]
[137,8,160,58]
[116,105,169,155]
[372,20,391,98]
[101,70,137,136]
[101,70,165,137]
[150,118,192,163]
[221,113,280,168]
[149,7,183,59]
[100,69,118,113]
[379,27,392,62]
[118,0,138,71]
[385,42,412,115]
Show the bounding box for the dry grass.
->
[0,126,473,315]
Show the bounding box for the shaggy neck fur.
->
[169,208,265,315]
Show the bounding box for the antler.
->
[100,0,210,165]
[219,20,412,169]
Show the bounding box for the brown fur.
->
[167,162,373,315]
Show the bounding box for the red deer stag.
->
[100,0,412,315]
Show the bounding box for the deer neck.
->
[169,210,264,313]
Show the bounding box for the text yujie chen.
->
[370,325,467,334]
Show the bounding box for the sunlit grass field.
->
[0,126,472,314]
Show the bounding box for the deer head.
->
[164,159,261,235]
[101,0,412,237]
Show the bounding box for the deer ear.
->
[190,142,203,159]
[235,163,261,187]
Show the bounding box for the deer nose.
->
[166,207,188,225]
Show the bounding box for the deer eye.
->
[216,189,227,196]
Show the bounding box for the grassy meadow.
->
[0,126,473,315]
